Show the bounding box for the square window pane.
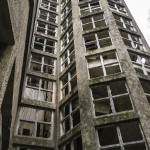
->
[91,85,108,99]
[113,95,133,112]
[105,64,121,75]
[103,52,117,64]
[120,121,143,142]
[72,110,80,127]
[89,66,104,78]
[124,143,146,150]
[110,80,127,96]
[36,123,51,138]
[95,99,112,116]
[98,125,119,146]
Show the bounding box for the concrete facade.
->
[0,0,150,150]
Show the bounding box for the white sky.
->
[124,0,150,46]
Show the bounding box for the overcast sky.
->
[124,0,150,46]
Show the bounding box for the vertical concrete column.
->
[101,0,150,147]
[71,0,99,150]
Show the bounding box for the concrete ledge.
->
[89,72,126,86]
[13,135,55,148]
[94,111,138,127]
[21,98,56,110]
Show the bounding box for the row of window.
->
[15,120,148,150]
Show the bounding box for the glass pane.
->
[98,125,119,146]
[91,85,108,99]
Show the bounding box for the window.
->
[60,97,80,134]
[33,35,56,54]
[40,0,57,12]
[61,13,72,33]
[36,21,57,37]
[113,14,136,32]
[18,107,53,139]
[80,0,101,15]
[108,0,127,15]
[140,80,150,104]
[81,13,106,31]
[87,51,121,78]
[84,30,112,51]
[61,67,77,99]
[91,80,133,116]
[120,31,144,50]
[60,136,83,150]
[61,26,73,50]
[129,52,150,76]
[97,121,147,150]
[61,43,75,71]
[30,53,56,75]
[24,75,55,102]
[39,9,57,24]
[61,1,72,21]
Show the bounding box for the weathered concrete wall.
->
[0,0,30,149]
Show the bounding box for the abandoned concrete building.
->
[0,0,150,149]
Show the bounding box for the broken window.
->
[80,0,101,15]
[84,29,112,51]
[18,107,53,139]
[36,20,57,37]
[113,13,136,32]
[129,52,150,76]
[33,35,56,54]
[140,80,150,104]
[91,80,133,116]
[61,66,77,99]
[120,31,144,50]
[61,43,75,71]
[87,51,121,78]
[97,121,147,150]
[60,136,83,150]
[40,0,57,12]
[60,96,80,135]
[81,13,106,31]
[38,9,57,24]
[30,53,55,75]
[24,75,55,102]
[61,25,73,50]
[61,1,72,20]
[61,13,72,33]
[108,0,127,15]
